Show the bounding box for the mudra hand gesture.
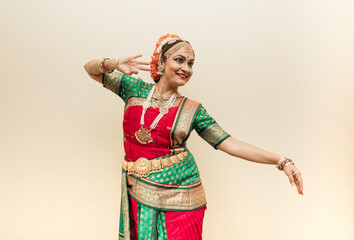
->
[283,164,303,195]
[116,54,151,75]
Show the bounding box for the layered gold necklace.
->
[135,85,177,144]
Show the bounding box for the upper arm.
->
[194,105,231,149]
[88,73,103,84]
[102,71,141,102]
[216,136,237,152]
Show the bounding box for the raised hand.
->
[116,54,151,75]
[283,164,303,195]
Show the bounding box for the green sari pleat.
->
[119,170,131,240]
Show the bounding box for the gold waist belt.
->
[122,151,188,178]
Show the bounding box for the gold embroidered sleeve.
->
[194,105,231,149]
[102,71,141,102]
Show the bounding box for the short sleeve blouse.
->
[193,105,231,149]
[102,71,231,150]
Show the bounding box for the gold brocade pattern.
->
[124,96,183,111]
[170,147,185,155]
[127,175,207,211]
[199,123,230,148]
[170,98,200,147]
[120,171,130,240]
[103,71,124,94]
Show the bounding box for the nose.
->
[181,62,190,72]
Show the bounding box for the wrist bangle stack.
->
[98,58,114,73]
[276,157,295,171]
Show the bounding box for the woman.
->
[84,34,303,240]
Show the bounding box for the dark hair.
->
[160,39,192,62]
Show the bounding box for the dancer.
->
[84,34,303,240]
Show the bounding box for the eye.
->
[188,62,194,67]
[174,58,183,63]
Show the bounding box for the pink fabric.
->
[129,196,207,240]
[164,205,207,240]
[123,99,183,162]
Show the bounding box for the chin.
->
[175,80,188,87]
[175,77,190,87]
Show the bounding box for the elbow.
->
[217,137,241,157]
[216,137,234,153]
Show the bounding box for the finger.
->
[121,67,133,75]
[285,170,295,186]
[123,70,133,75]
[131,69,139,75]
[295,174,304,195]
[134,60,150,65]
[135,65,151,71]
[129,54,143,60]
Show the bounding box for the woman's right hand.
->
[115,54,151,75]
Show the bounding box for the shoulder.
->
[178,97,202,125]
[123,75,154,99]
[179,97,202,113]
[182,97,201,107]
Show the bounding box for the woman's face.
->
[161,47,195,87]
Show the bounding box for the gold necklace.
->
[155,86,179,108]
[135,85,177,144]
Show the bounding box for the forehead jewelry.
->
[163,41,194,59]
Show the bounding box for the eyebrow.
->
[174,54,195,61]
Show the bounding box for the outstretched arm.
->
[83,55,150,83]
[217,137,304,195]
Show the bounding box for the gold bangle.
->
[284,161,295,168]
[276,157,294,171]
[114,57,121,71]
[98,58,114,73]
[276,157,287,167]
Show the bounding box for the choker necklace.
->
[154,86,165,107]
[155,86,178,107]
[135,85,177,144]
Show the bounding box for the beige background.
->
[1,0,353,239]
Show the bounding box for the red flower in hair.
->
[150,34,181,81]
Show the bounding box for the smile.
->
[176,73,187,79]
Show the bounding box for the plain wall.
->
[1,0,353,239]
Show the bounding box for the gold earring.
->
[158,65,164,75]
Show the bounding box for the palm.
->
[116,54,150,75]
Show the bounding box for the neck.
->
[155,79,179,98]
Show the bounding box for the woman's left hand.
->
[283,164,303,195]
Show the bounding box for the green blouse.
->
[102,71,231,149]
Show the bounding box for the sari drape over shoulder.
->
[102,72,231,240]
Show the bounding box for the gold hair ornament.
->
[163,41,194,60]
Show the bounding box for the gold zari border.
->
[125,96,182,111]
[170,98,200,147]
[127,175,207,211]
[200,123,229,148]
[103,71,124,94]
